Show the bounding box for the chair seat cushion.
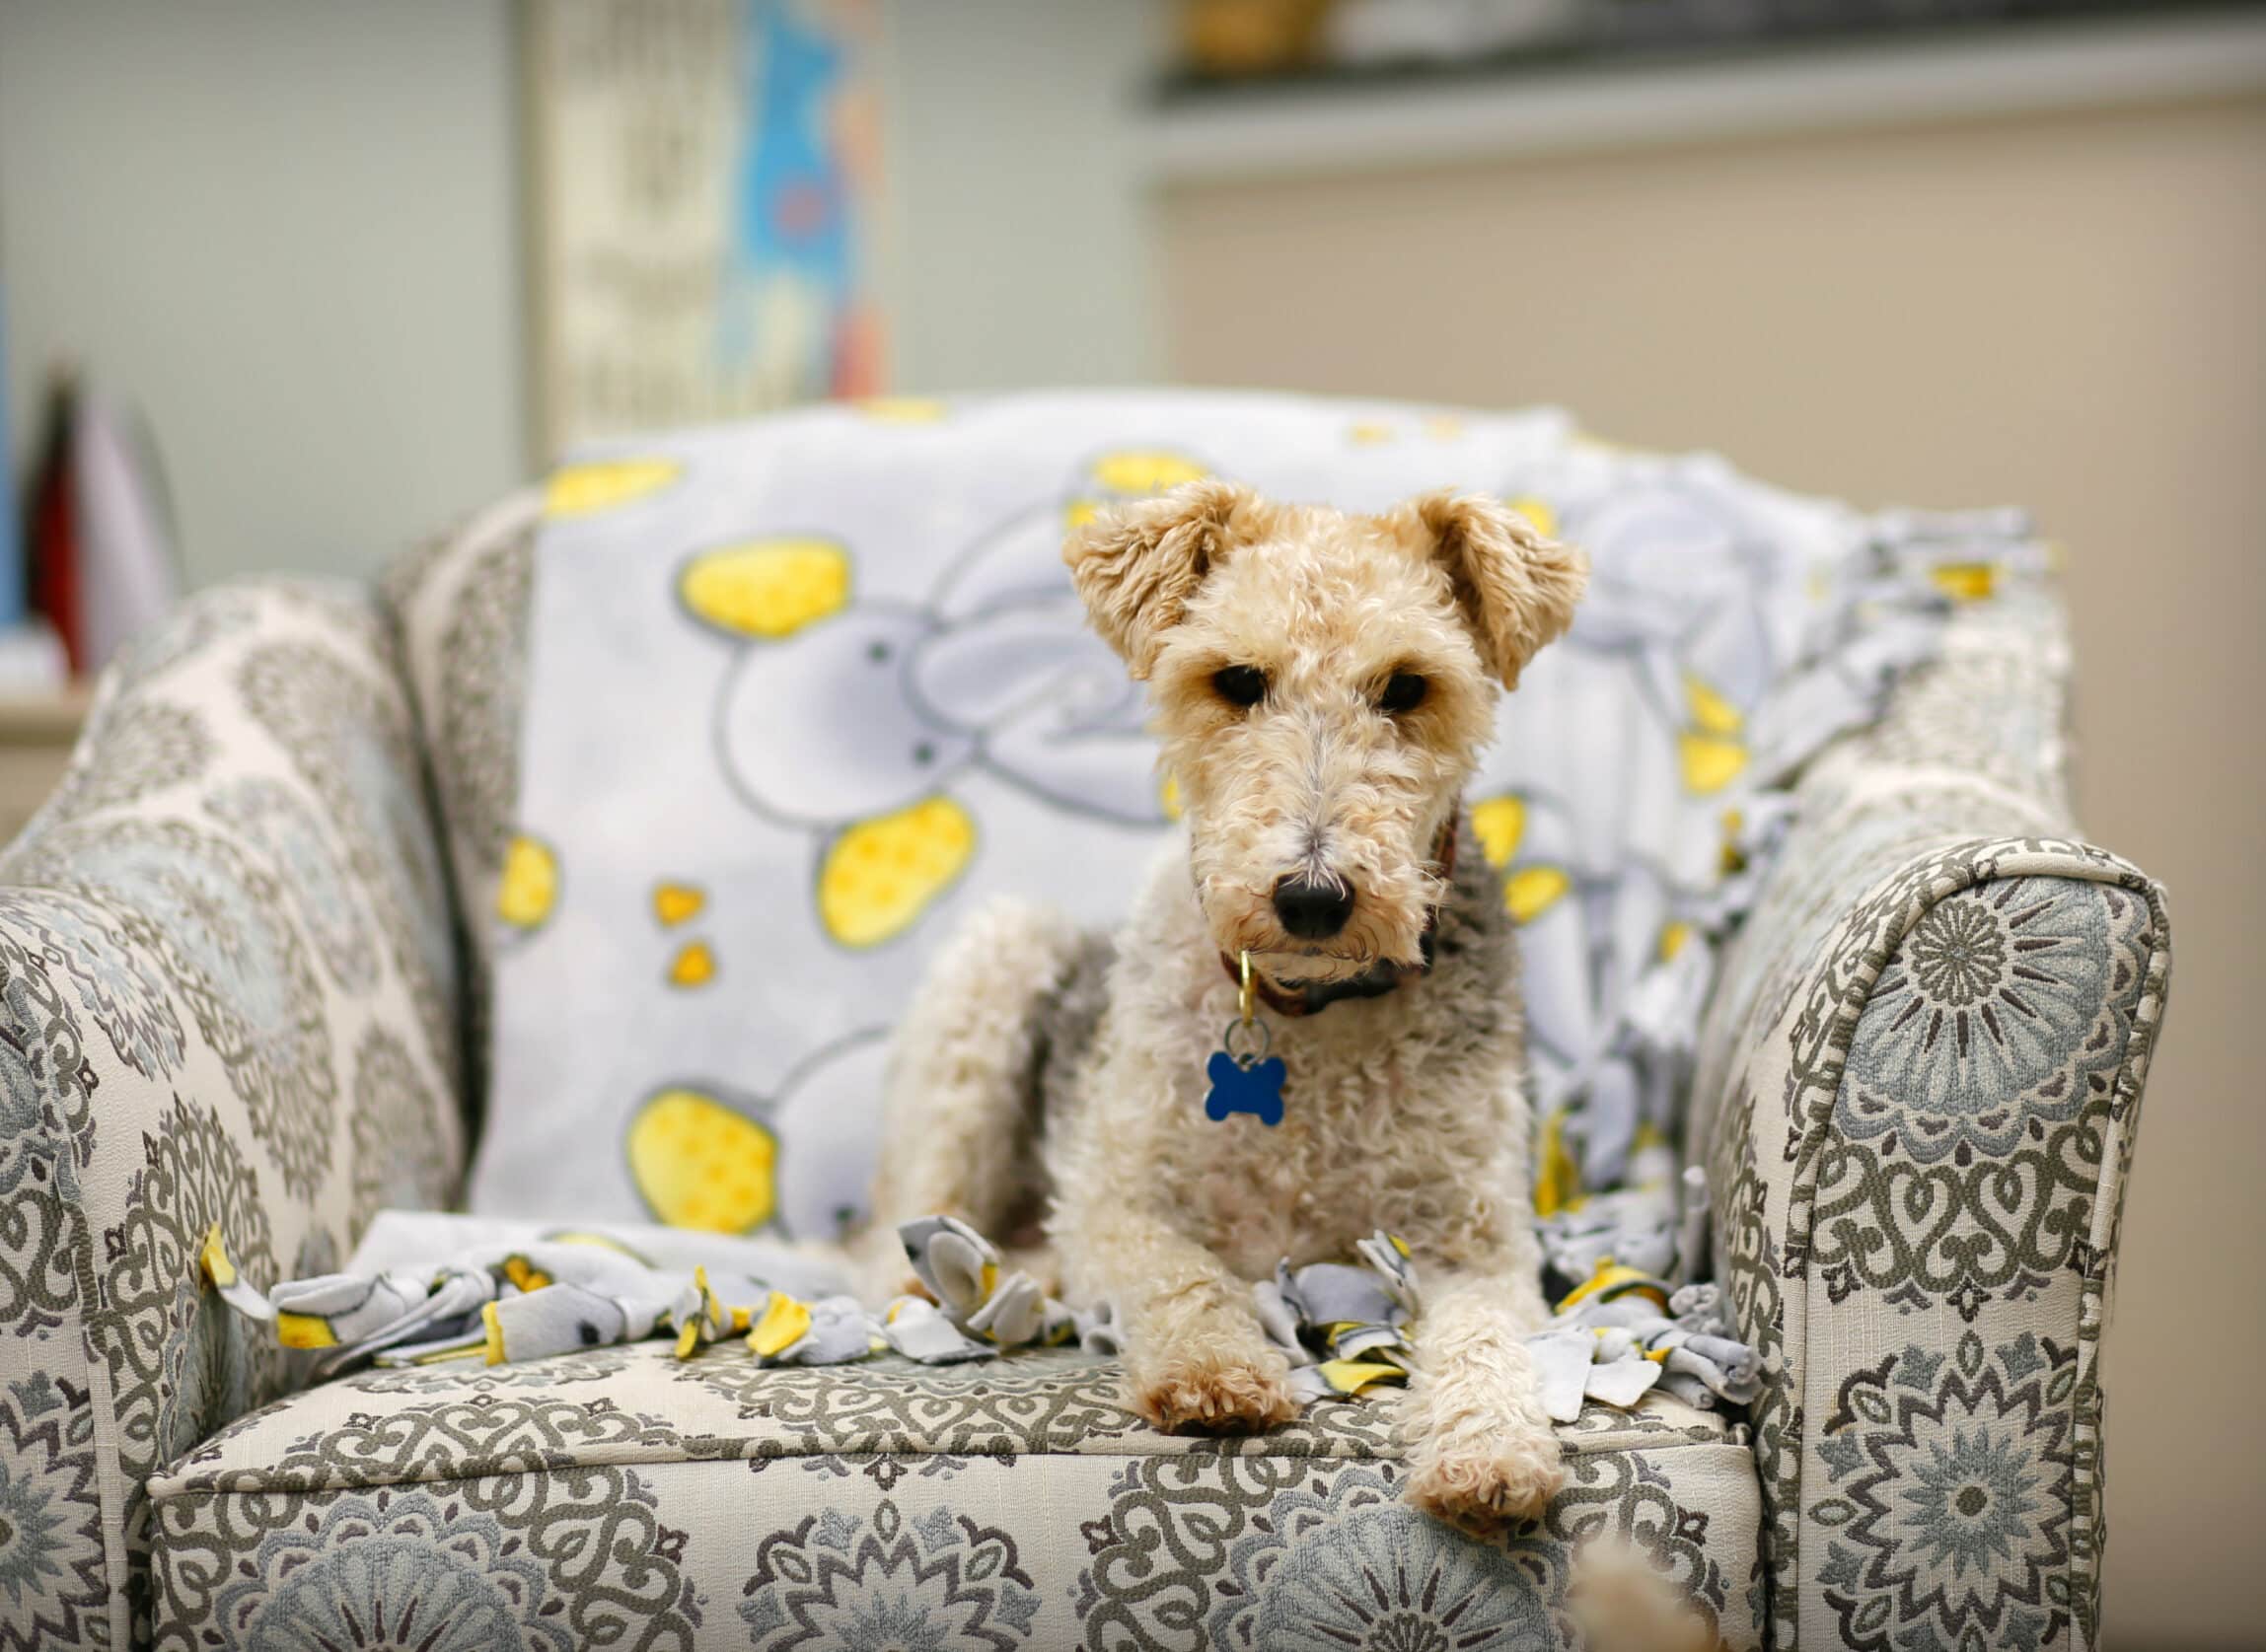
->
[150,1344,1764,1649]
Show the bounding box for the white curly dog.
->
[859,479,1588,1532]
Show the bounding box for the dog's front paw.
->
[1404,1433,1567,1535]
[1131,1351,1299,1434]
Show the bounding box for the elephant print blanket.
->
[468,389,2034,1315]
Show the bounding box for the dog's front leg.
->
[1081,1215,1298,1433]
[1399,1265,1567,1534]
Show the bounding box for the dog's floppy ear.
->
[1062,478,1257,679]
[1404,490,1587,689]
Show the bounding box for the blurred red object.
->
[20,373,181,678]
[23,376,82,674]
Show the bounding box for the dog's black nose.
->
[1272,875,1354,940]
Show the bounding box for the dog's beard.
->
[1255,945,1384,988]
[1182,783,1456,987]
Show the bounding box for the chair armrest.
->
[383,487,540,1119]
[1695,594,2172,1652]
[0,579,466,1644]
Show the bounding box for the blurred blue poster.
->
[526,0,884,459]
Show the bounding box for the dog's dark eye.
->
[1212,665,1267,708]
[1378,672,1428,715]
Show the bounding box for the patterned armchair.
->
[0,495,2167,1649]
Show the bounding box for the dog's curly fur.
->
[859,480,1587,1531]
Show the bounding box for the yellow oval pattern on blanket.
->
[1504,866,1571,924]
[855,396,947,424]
[680,540,851,638]
[818,797,977,948]
[1678,732,1748,795]
[198,1222,237,1288]
[275,1312,338,1350]
[1470,795,1525,868]
[666,941,716,989]
[628,1090,777,1233]
[497,835,559,930]
[1683,673,1744,736]
[545,458,682,519]
[1316,1357,1407,1395]
[747,1292,813,1358]
[1090,451,1207,495]
[1506,496,1559,539]
[653,882,705,927]
[1930,561,1997,602]
[1532,1107,1582,1216]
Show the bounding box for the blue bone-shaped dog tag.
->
[1205,1049,1285,1127]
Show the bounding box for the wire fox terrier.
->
[861,478,1587,1531]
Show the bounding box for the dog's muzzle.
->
[1224,815,1460,1019]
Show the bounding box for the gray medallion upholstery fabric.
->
[0,492,2170,1648]
[0,581,464,1648]
[146,1343,1761,1650]
[1692,587,2169,1650]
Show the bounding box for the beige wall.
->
[1162,94,2266,1645]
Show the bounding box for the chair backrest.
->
[388,389,1963,1246]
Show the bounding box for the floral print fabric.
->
[147,1342,1762,1651]
[0,581,465,1646]
[1693,585,2172,1648]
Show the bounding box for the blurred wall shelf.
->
[1143,10,2266,182]
[0,685,90,847]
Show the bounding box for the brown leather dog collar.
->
[1219,815,1459,1019]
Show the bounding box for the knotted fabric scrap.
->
[202,1209,1757,1421]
